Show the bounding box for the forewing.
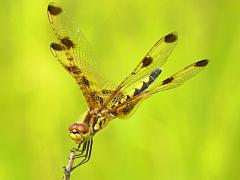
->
[102,32,178,108]
[47,2,110,109]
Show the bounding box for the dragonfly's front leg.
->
[74,141,88,157]
[71,138,93,171]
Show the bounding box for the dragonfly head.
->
[68,122,91,144]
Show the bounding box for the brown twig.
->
[63,149,76,180]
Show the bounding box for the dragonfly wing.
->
[47,2,112,109]
[102,32,178,108]
[110,94,146,119]
[110,59,209,119]
[147,59,209,94]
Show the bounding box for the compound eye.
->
[68,123,90,143]
[69,122,89,134]
[78,123,90,135]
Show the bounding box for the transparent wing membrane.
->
[102,32,178,108]
[48,2,113,109]
[147,59,209,94]
[110,59,209,119]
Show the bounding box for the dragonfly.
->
[47,2,209,171]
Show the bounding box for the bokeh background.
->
[1,0,240,179]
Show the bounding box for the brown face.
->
[68,122,91,144]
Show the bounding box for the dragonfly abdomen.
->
[132,68,161,97]
[112,68,161,107]
[110,68,161,111]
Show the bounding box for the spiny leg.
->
[78,139,93,165]
[74,141,88,157]
[71,138,93,171]
[75,139,93,165]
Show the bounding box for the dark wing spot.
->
[122,107,131,115]
[195,59,209,67]
[141,56,153,68]
[91,92,104,104]
[164,33,178,43]
[71,66,81,74]
[50,43,64,51]
[91,92,98,99]
[121,104,135,115]
[48,5,62,16]
[111,111,118,116]
[61,37,74,49]
[82,76,90,87]
[102,89,113,95]
[112,94,124,103]
[162,76,174,85]
[64,66,81,74]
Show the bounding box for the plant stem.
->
[63,149,76,180]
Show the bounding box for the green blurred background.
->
[1,0,240,179]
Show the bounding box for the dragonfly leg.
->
[74,141,88,157]
[71,138,93,171]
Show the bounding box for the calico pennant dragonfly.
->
[47,2,208,171]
